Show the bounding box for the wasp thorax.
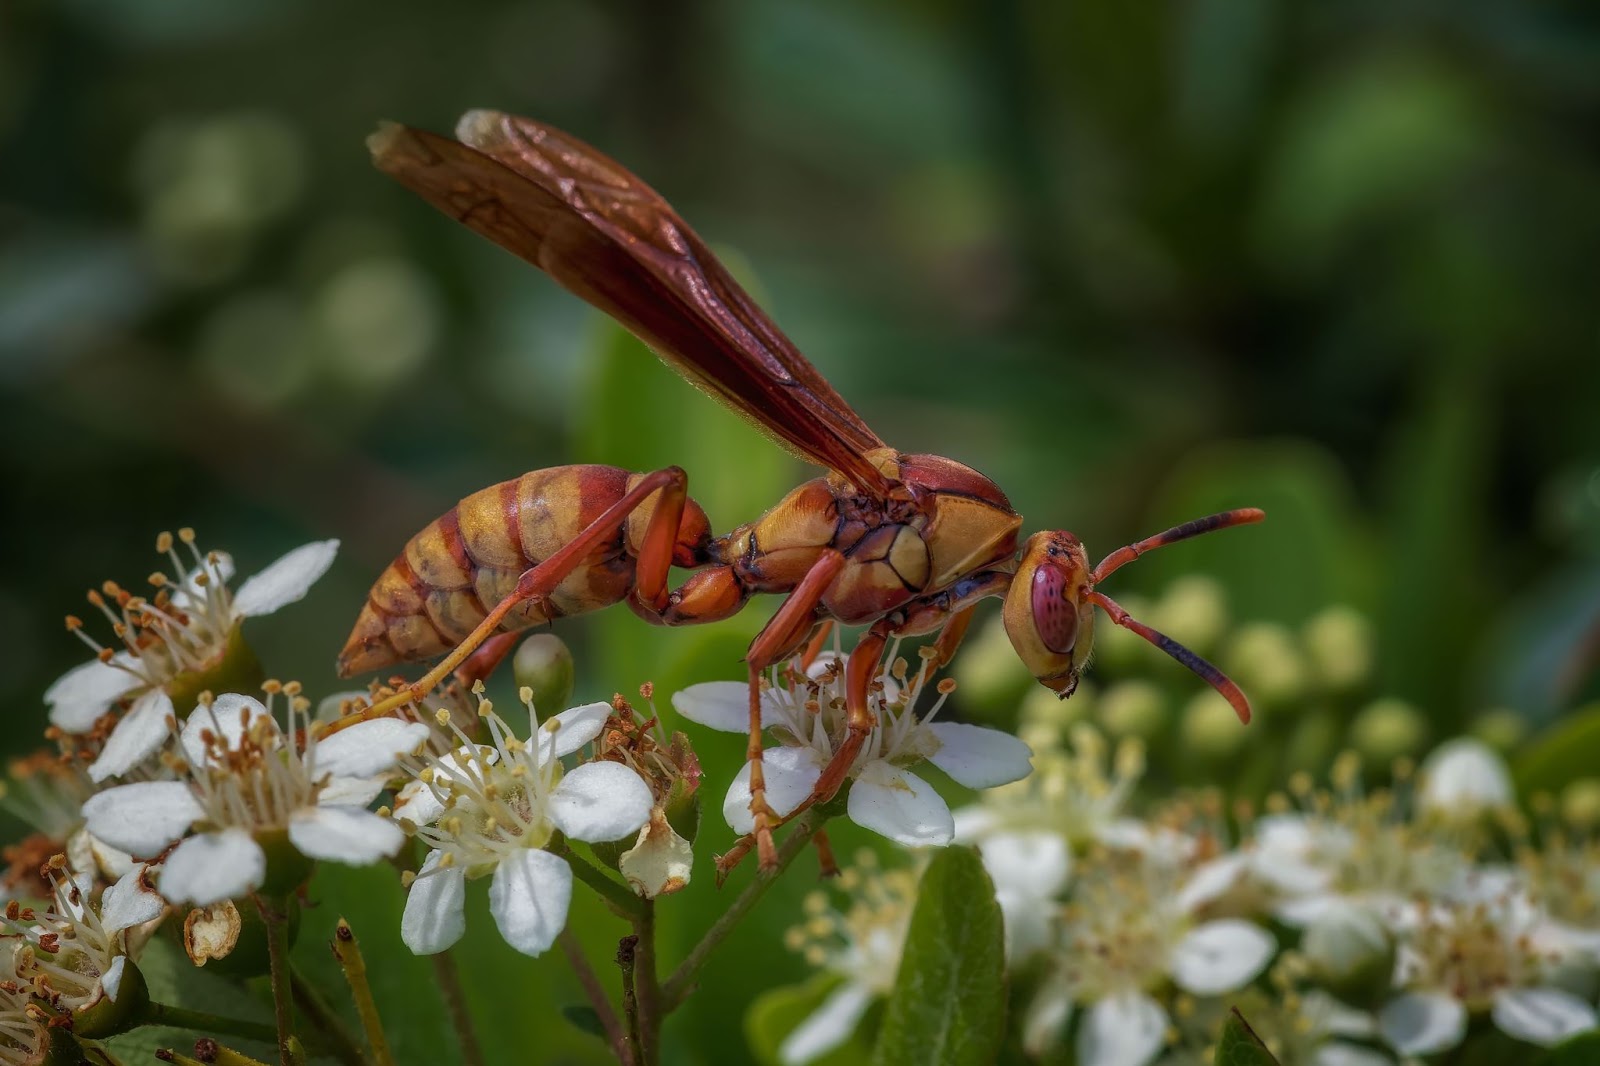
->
[1002,532,1097,699]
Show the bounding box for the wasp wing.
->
[369,111,894,499]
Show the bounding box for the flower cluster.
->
[776,725,1600,1064]
[674,646,1033,847]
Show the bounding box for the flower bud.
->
[1180,690,1249,760]
[1301,899,1394,1005]
[1225,623,1308,710]
[513,634,576,715]
[1301,605,1372,692]
[620,808,693,898]
[1470,708,1527,753]
[1419,738,1513,818]
[1097,681,1167,741]
[952,614,1032,714]
[1148,575,1229,655]
[1561,778,1600,831]
[1349,697,1427,768]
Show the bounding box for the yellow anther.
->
[178,528,196,544]
[156,532,174,553]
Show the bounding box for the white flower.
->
[397,691,652,958]
[46,532,338,783]
[4,860,163,1018]
[1190,754,1477,930]
[674,650,1031,848]
[81,691,425,905]
[1419,738,1514,818]
[1021,851,1277,1066]
[1513,828,1600,965]
[1378,897,1600,1055]
[778,853,917,1065]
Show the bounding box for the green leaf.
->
[870,847,1005,1066]
[1538,1029,1600,1065]
[561,1003,606,1040]
[1514,702,1600,795]
[746,973,875,1066]
[1215,1008,1282,1066]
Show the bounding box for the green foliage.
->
[1539,1030,1600,1065]
[1513,702,1600,796]
[1214,1008,1282,1066]
[870,847,1006,1066]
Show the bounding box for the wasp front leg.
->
[731,549,848,871]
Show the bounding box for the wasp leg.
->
[453,631,521,691]
[734,549,846,872]
[799,620,834,672]
[812,828,840,878]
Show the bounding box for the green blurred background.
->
[5,0,1600,1062]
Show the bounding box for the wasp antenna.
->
[1086,589,1252,724]
[1090,508,1265,584]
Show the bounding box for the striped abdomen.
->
[337,464,710,676]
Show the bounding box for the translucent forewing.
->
[369,113,894,499]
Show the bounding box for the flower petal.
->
[539,702,613,759]
[489,849,572,957]
[161,829,266,905]
[548,761,653,843]
[88,689,176,783]
[1170,919,1276,995]
[950,804,999,842]
[317,774,389,808]
[1378,991,1467,1056]
[1076,991,1167,1066]
[1420,738,1513,815]
[312,718,429,779]
[619,810,693,899]
[1176,854,1248,912]
[1491,986,1598,1048]
[996,887,1055,962]
[1021,976,1074,1056]
[100,865,166,935]
[925,722,1033,789]
[847,762,954,847]
[82,782,204,857]
[402,852,466,954]
[672,681,777,733]
[181,693,274,766]
[232,539,339,617]
[46,656,141,731]
[778,980,874,1066]
[723,748,825,834]
[289,806,404,864]
[102,955,127,1002]
[978,830,1070,900]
